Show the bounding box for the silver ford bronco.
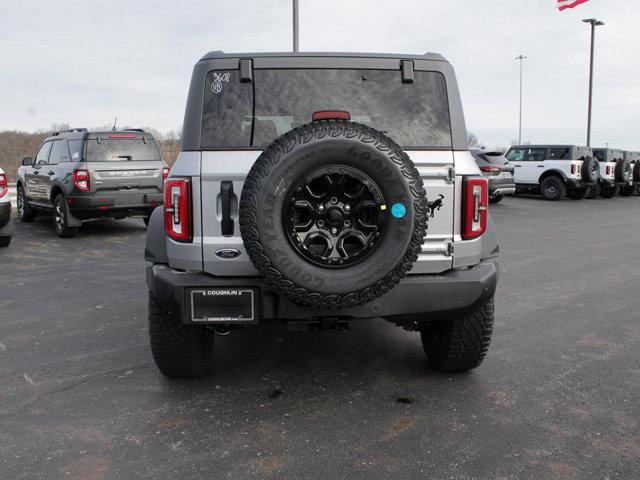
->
[145,52,499,377]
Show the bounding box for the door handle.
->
[514,165,522,168]
[48,171,55,176]
[220,181,234,236]
[33,170,39,175]
[537,165,545,167]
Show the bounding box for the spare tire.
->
[581,157,599,183]
[633,162,640,182]
[615,159,632,182]
[240,120,428,308]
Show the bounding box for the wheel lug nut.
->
[344,220,350,227]
[318,204,325,212]
[318,220,324,227]
[330,197,338,204]
[331,227,338,235]
[344,204,351,212]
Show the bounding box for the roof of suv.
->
[200,51,448,62]
[509,144,587,149]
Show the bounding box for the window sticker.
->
[211,72,231,94]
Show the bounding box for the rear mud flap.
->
[65,203,82,227]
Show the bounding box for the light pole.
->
[293,0,299,52]
[583,18,604,147]
[515,55,527,144]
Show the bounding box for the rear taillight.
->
[480,166,501,173]
[606,165,613,175]
[571,164,581,175]
[73,169,90,191]
[164,178,192,242]
[462,177,488,240]
[162,167,170,181]
[0,173,7,197]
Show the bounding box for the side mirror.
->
[22,157,33,166]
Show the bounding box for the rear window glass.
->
[201,68,452,149]
[549,147,571,160]
[482,152,508,165]
[68,140,84,161]
[85,138,161,162]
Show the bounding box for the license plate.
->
[189,288,257,323]
[501,172,512,178]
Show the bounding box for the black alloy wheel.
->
[283,165,386,268]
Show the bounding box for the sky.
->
[0,0,639,150]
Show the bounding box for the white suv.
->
[593,148,631,197]
[505,145,599,201]
[621,151,640,196]
[0,167,14,247]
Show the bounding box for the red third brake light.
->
[480,166,501,173]
[462,177,488,240]
[108,133,137,139]
[162,167,170,180]
[312,110,351,121]
[0,173,7,197]
[164,178,192,242]
[73,169,90,191]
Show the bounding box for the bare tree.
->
[467,131,483,148]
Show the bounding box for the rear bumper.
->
[566,178,596,189]
[489,179,516,197]
[146,261,499,326]
[69,192,162,218]
[0,202,13,236]
[599,178,615,187]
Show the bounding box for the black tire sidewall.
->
[615,159,631,182]
[541,176,565,200]
[240,121,427,303]
[582,157,599,183]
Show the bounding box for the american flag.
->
[558,0,590,11]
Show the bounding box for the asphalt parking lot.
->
[1,196,639,480]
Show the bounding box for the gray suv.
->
[145,52,499,378]
[16,128,168,237]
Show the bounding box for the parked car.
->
[470,149,515,203]
[505,145,598,200]
[144,51,499,378]
[16,128,169,237]
[592,148,631,198]
[621,151,640,196]
[0,167,13,247]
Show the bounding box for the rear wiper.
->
[117,155,133,161]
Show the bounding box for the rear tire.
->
[53,194,79,238]
[17,186,36,222]
[143,216,150,227]
[420,298,494,372]
[148,293,214,378]
[585,183,600,199]
[600,186,620,198]
[567,187,588,200]
[0,236,11,247]
[620,185,634,197]
[540,176,565,201]
[489,195,504,204]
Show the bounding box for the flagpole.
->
[293,0,299,52]
[515,55,526,144]
[583,18,604,147]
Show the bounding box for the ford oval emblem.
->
[215,248,241,259]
